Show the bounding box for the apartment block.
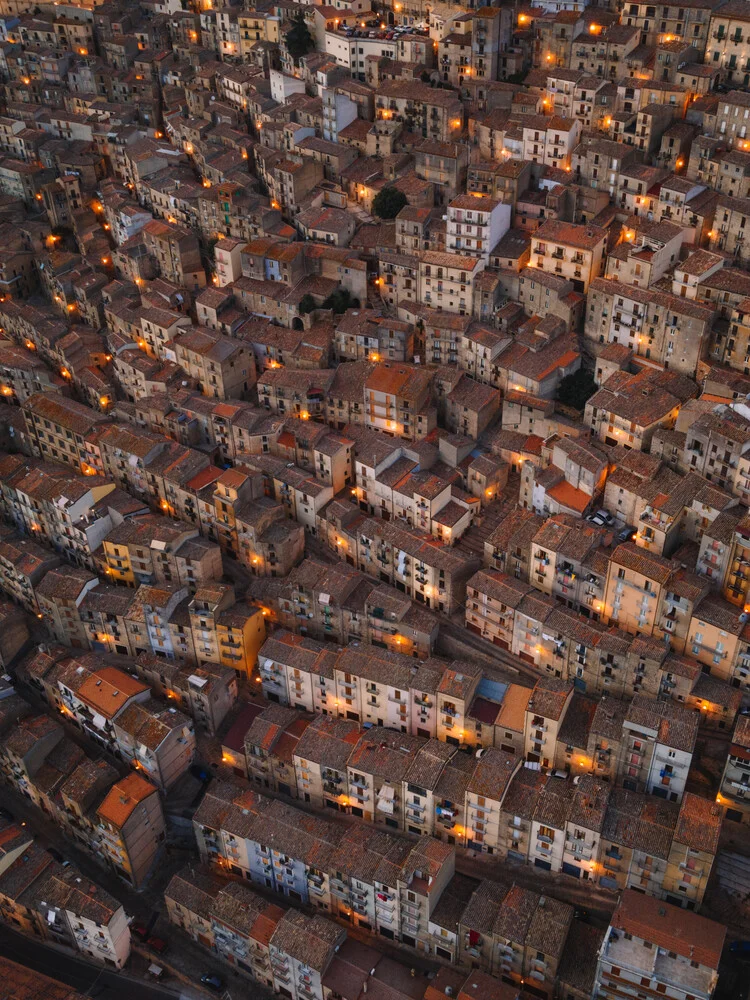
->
[0,834,131,968]
[586,369,692,452]
[530,220,607,294]
[95,772,165,887]
[593,891,725,1000]
[705,2,750,87]
[718,714,750,822]
[22,391,109,473]
[586,277,716,379]
[102,517,222,591]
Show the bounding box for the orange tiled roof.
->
[97,772,156,828]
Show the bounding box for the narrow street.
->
[0,785,223,1000]
[199,745,618,927]
[0,924,185,1000]
[304,525,541,688]
[455,849,617,927]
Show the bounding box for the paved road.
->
[0,925,184,1000]
[439,617,541,684]
[0,786,212,999]
[305,530,540,689]
[455,849,618,928]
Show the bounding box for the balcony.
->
[678,861,704,876]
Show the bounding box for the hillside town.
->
[0,0,750,998]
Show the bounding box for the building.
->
[22,392,109,473]
[530,220,607,294]
[0,827,131,970]
[112,698,195,791]
[446,195,511,264]
[102,517,223,591]
[718,714,750,822]
[374,82,464,144]
[706,2,750,87]
[593,891,725,1000]
[95,772,165,888]
[586,370,691,452]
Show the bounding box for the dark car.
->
[147,936,168,954]
[189,764,211,783]
[730,940,750,954]
[0,807,14,822]
[200,973,225,992]
[48,847,65,863]
[131,922,149,941]
[617,525,636,543]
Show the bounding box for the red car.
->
[147,936,168,954]
[131,922,149,941]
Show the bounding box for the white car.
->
[586,509,615,527]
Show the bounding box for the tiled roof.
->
[611,890,725,970]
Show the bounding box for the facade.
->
[95,773,166,887]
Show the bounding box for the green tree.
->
[556,368,597,410]
[285,11,314,65]
[298,294,316,315]
[372,186,408,220]
[322,289,359,314]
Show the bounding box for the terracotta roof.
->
[76,667,148,718]
[611,889,725,970]
[97,772,157,828]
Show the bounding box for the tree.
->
[285,11,314,65]
[298,294,316,315]
[556,368,597,411]
[372,186,408,220]
[322,289,359,314]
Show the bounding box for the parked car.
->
[200,973,225,992]
[730,940,750,954]
[617,524,636,543]
[131,922,149,941]
[586,509,615,527]
[0,807,14,822]
[147,936,168,954]
[189,763,211,783]
[48,847,64,863]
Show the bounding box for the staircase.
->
[455,482,519,559]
